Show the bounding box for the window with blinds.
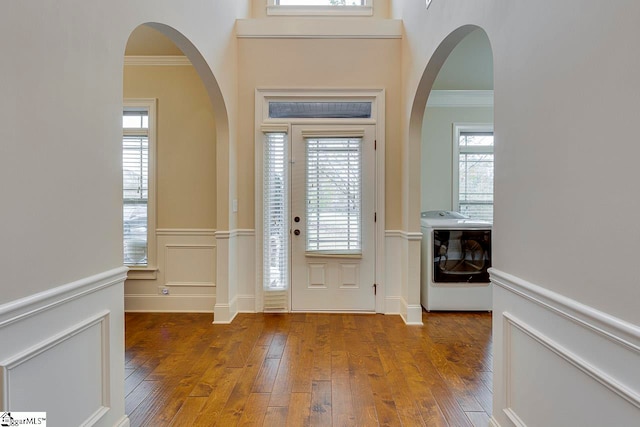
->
[123,109,149,266]
[306,137,362,254]
[458,131,494,222]
[263,133,289,292]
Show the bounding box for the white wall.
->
[0,0,247,422]
[396,0,640,425]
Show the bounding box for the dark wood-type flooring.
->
[125,311,493,426]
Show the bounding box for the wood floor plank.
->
[124,312,493,426]
[309,380,332,426]
[286,392,311,426]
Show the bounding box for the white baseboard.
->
[489,417,502,427]
[125,294,215,313]
[115,415,131,427]
[384,296,401,314]
[237,295,256,313]
[0,267,128,427]
[491,268,640,427]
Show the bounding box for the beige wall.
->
[237,37,402,228]
[124,65,217,229]
[421,106,493,212]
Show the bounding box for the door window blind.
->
[123,110,149,266]
[458,132,494,222]
[306,137,362,253]
[263,133,289,299]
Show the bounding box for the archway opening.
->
[122,24,225,314]
[412,27,494,311]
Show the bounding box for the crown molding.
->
[235,18,402,39]
[427,90,494,108]
[124,56,192,66]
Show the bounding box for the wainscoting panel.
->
[0,267,128,427]
[491,268,640,427]
[125,229,216,312]
[385,230,423,324]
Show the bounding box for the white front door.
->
[290,125,376,311]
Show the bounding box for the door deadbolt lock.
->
[294,216,300,222]
[294,229,300,235]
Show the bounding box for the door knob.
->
[294,229,300,236]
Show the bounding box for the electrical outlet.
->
[159,287,170,295]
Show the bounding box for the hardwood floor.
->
[125,311,493,426]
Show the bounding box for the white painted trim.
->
[503,408,527,427]
[116,416,131,427]
[215,230,231,240]
[255,88,386,314]
[125,295,215,313]
[0,267,127,328]
[0,311,110,411]
[384,296,401,314]
[427,90,494,108]
[452,123,494,213]
[236,18,401,39]
[489,417,502,427]
[266,5,373,17]
[123,98,157,270]
[505,311,640,409]
[124,55,191,66]
[491,268,640,353]
[385,229,423,241]
[230,229,256,238]
[156,228,216,236]
[213,300,239,324]
[237,295,256,313]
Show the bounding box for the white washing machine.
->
[420,210,493,311]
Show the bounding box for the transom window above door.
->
[267,0,372,16]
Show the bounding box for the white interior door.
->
[290,125,376,311]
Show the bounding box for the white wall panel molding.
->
[492,269,640,427]
[236,230,256,313]
[125,229,217,312]
[156,228,216,236]
[426,90,494,108]
[504,312,640,411]
[124,295,215,313]
[0,311,110,423]
[124,55,191,66]
[385,230,423,325]
[236,18,403,39]
[213,230,238,324]
[0,267,127,328]
[0,269,127,426]
[491,268,640,353]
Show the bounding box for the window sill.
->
[126,267,158,280]
[305,252,362,259]
[267,5,373,17]
[236,18,402,39]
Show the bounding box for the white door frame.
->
[254,88,386,313]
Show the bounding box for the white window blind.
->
[263,133,289,299]
[123,110,149,266]
[458,131,494,222]
[306,137,362,253]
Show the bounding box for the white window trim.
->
[267,0,373,16]
[452,122,494,219]
[123,98,157,279]
[255,89,385,313]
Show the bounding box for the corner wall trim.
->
[427,90,494,108]
[490,268,640,354]
[0,267,128,328]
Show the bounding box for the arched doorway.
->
[121,24,229,317]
